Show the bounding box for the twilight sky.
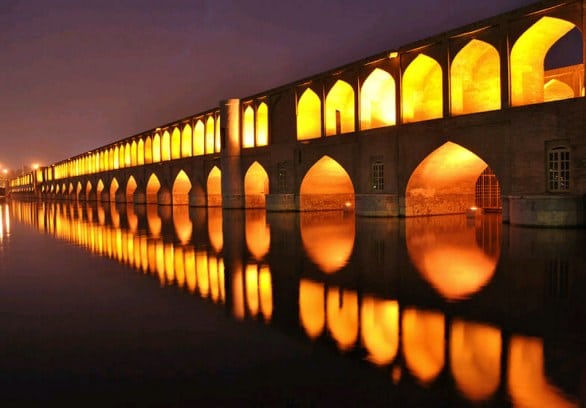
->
[0,0,538,170]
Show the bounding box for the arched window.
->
[548,146,570,191]
[256,103,268,146]
[325,80,355,136]
[402,54,443,123]
[193,120,205,156]
[297,88,321,140]
[243,106,255,148]
[360,68,396,129]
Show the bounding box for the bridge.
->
[10,0,586,227]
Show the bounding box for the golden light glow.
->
[511,17,576,106]
[171,128,181,160]
[544,79,575,102]
[173,204,192,244]
[137,139,145,165]
[161,130,171,161]
[215,116,221,153]
[450,320,501,402]
[110,178,119,202]
[126,176,137,203]
[193,120,205,156]
[300,211,355,274]
[245,209,270,260]
[244,161,269,208]
[131,141,138,166]
[146,173,161,204]
[258,265,272,321]
[325,80,355,136]
[300,155,354,211]
[181,124,192,157]
[184,247,196,292]
[405,141,490,216]
[402,308,445,384]
[451,39,501,115]
[245,264,260,316]
[146,203,161,237]
[124,142,131,167]
[207,166,222,207]
[299,279,325,339]
[172,170,192,205]
[205,117,215,154]
[174,246,185,288]
[326,287,358,351]
[144,137,153,164]
[256,102,268,146]
[361,297,399,366]
[508,336,577,408]
[406,215,500,301]
[96,179,104,199]
[232,266,245,320]
[152,133,161,163]
[196,251,209,297]
[297,88,321,140]
[113,146,120,169]
[402,54,443,123]
[360,68,396,129]
[207,207,223,253]
[243,106,255,148]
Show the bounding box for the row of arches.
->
[297,16,582,139]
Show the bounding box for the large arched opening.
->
[244,161,269,208]
[193,120,205,156]
[325,80,355,136]
[297,88,321,140]
[402,54,443,123]
[96,179,105,201]
[126,176,137,203]
[110,178,119,202]
[207,167,222,207]
[360,68,396,129]
[173,170,192,205]
[299,156,354,211]
[181,124,192,157]
[146,173,161,204]
[171,128,181,160]
[405,142,501,216]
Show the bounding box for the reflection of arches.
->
[402,54,443,123]
[361,297,399,366]
[451,40,500,115]
[297,88,321,140]
[511,17,578,106]
[245,210,270,260]
[327,287,358,351]
[126,176,137,203]
[299,279,325,339]
[300,156,354,211]
[173,205,192,244]
[360,68,396,129]
[406,215,500,301]
[402,308,445,384]
[405,142,497,216]
[244,161,269,208]
[325,80,355,136]
[96,180,105,200]
[450,320,501,402]
[207,207,223,252]
[146,173,161,204]
[207,167,222,207]
[110,178,119,202]
[173,170,192,205]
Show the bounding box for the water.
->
[1,200,585,406]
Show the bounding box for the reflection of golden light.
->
[300,155,354,210]
[508,336,577,408]
[297,88,321,140]
[147,204,161,238]
[207,207,223,252]
[450,320,501,402]
[259,265,272,322]
[451,39,501,115]
[147,240,156,274]
[406,215,500,301]
[361,297,399,366]
[361,68,396,129]
[156,241,165,284]
[326,287,358,351]
[173,204,192,244]
[209,255,220,302]
[402,308,445,384]
[244,162,269,208]
[511,17,576,106]
[325,80,355,135]
[299,279,325,339]
[245,264,259,316]
[300,211,355,274]
[233,266,245,320]
[196,251,209,297]
[140,236,148,273]
[184,247,196,292]
[402,54,443,123]
[174,247,185,288]
[245,209,270,260]
[126,203,138,233]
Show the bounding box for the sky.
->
[0,0,539,171]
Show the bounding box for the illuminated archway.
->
[402,54,443,123]
[205,117,215,154]
[181,124,192,157]
[137,139,145,165]
[126,176,137,203]
[243,106,255,148]
[173,170,192,205]
[325,80,355,136]
[300,211,355,274]
[244,161,269,208]
[130,141,138,166]
[327,287,358,351]
[544,79,575,102]
[161,130,171,161]
[300,155,354,211]
[152,133,161,162]
[85,180,92,201]
[144,137,153,164]
[451,39,501,115]
[256,102,268,146]
[511,17,578,106]
[146,173,161,204]
[207,166,222,207]
[110,178,119,202]
[214,116,221,152]
[361,297,399,366]
[297,88,321,140]
[405,142,498,216]
[124,142,131,167]
[113,146,120,169]
[171,128,181,159]
[193,120,205,156]
[96,180,105,201]
[360,68,396,129]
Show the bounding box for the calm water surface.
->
[1,200,585,406]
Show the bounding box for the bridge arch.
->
[172,170,192,205]
[244,161,269,208]
[96,179,105,201]
[451,39,501,115]
[243,106,255,148]
[405,141,501,216]
[171,128,181,159]
[207,166,222,207]
[126,175,138,203]
[299,155,354,211]
[110,178,120,202]
[137,139,145,165]
[297,88,322,140]
[325,80,355,136]
[256,102,268,146]
[146,173,161,204]
[181,124,192,157]
[205,117,215,154]
[162,130,171,161]
[152,133,161,162]
[360,68,396,129]
[402,54,443,123]
[130,141,138,166]
[144,136,153,164]
[511,16,582,106]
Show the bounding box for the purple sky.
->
[0,0,537,170]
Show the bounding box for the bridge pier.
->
[355,194,400,217]
[508,195,585,227]
[220,99,244,209]
[266,193,297,212]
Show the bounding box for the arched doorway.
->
[207,167,222,207]
[244,162,269,208]
[172,170,192,205]
[300,156,354,211]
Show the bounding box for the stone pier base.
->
[355,194,399,217]
[266,194,297,211]
[509,195,585,227]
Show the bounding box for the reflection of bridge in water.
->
[10,200,584,406]
[9,0,586,228]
